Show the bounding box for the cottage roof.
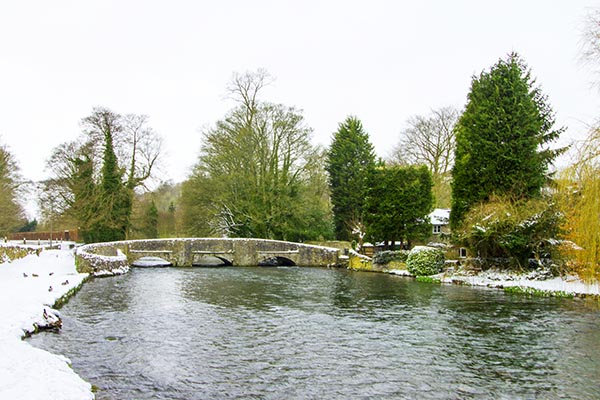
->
[430,208,450,225]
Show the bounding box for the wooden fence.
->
[7,229,79,242]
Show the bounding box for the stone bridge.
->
[75,238,341,275]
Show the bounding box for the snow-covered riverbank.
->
[444,270,600,297]
[0,244,94,400]
[389,267,600,297]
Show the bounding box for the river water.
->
[29,267,600,399]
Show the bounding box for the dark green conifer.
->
[326,116,376,241]
[364,165,433,248]
[451,53,564,229]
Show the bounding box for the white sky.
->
[1,0,599,186]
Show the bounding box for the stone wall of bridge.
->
[75,238,341,275]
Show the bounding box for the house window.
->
[459,248,467,258]
[433,225,442,234]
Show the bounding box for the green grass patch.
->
[503,286,574,299]
[415,276,441,284]
[348,255,374,271]
[52,276,91,309]
[386,260,407,270]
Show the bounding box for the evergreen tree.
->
[451,53,564,229]
[364,165,433,248]
[84,108,129,242]
[142,199,159,238]
[326,116,376,241]
[71,151,99,243]
[17,219,38,233]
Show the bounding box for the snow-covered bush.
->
[453,195,562,269]
[373,250,409,265]
[406,246,445,276]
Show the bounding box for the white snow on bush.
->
[409,245,433,254]
[0,244,94,400]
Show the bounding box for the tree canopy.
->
[181,70,333,241]
[450,53,564,229]
[44,107,163,242]
[326,116,377,241]
[364,165,433,248]
[0,143,25,234]
[391,106,458,208]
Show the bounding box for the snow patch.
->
[439,269,600,297]
[0,246,94,399]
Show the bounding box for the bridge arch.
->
[258,256,296,267]
[75,238,341,275]
[192,255,233,267]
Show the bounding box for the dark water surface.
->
[29,267,600,399]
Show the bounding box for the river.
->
[28,267,600,399]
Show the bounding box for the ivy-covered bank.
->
[348,247,600,300]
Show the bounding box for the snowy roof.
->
[429,208,450,225]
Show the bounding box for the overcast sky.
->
[1,0,599,186]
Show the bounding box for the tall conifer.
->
[326,117,376,241]
[451,53,564,229]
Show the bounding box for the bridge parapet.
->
[75,238,341,274]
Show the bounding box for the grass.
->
[52,275,91,309]
[503,285,574,299]
[415,276,441,284]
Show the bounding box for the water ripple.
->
[29,267,600,400]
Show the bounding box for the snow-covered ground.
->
[0,243,94,400]
[389,267,600,297]
[443,270,600,297]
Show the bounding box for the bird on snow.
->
[48,286,53,292]
[32,273,39,278]
[49,272,54,276]
[23,272,28,278]
[61,280,69,286]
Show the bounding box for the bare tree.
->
[581,8,600,87]
[44,140,95,215]
[226,69,273,117]
[53,107,163,191]
[390,106,459,208]
[390,106,459,176]
[122,113,163,190]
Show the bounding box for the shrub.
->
[0,246,37,263]
[406,246,445,276]
[373,250,409,265]
[453,195,562,269]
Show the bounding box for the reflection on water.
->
[29,267,600,399]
